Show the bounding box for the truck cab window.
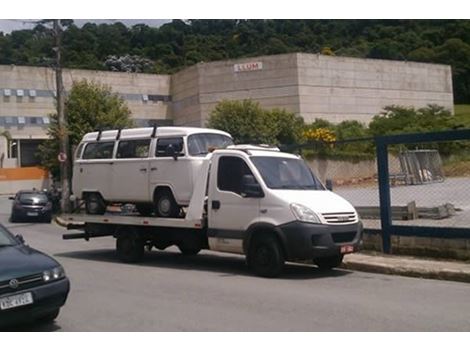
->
[156,137,184,157]
[217,156,257,195]
[82,142,115,159]
[117,139,150,158]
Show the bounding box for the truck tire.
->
[116,230,145,263]
[85,193,106,215]
[177,242,201,256]
[248,236,284,278]
[154,189,180,218]
[313,254,344,270]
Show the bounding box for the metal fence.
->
[287,129,470,254]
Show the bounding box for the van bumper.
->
[277,221,363,261]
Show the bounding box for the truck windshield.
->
[188,133,234,156]
[251,156,325,190]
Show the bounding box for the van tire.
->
[85,193,106,215]
[116,230,145,263]
[154,189,180,218]
[313,254,344,270]
[248,235,284,278]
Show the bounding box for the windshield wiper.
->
[0,244,14,248]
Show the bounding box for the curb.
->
[341,257,470,284]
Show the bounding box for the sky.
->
[0,19,170,34]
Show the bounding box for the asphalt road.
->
[1,197,470,331]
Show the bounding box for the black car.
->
[0,224,70,328]
[9,190,53,223]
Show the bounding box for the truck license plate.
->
[340,245,354,254]
[0,292,34,310]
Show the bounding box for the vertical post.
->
[53,20,71,213]
[376,140,392,253]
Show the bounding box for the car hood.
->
[0,245,59,282]
[273,190,357,215]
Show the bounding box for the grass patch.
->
[454,104,470,127]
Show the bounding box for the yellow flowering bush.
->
[303,127,336,144]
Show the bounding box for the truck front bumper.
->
[277,221,363,261]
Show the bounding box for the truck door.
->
[208,155,261,254]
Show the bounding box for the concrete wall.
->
[297,54,454,123]
[170,53,454,126]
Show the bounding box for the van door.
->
[207,155,261,254]
[78,141,115,200]
[149,136,192,205]
[111,139,151,202]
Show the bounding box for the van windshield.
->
[188,133,233,156]
[251,156,325,190]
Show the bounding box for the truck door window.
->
[117,139,150,158]
[217,156,256,195]
[156,137,184,157]
[82,142,115,159]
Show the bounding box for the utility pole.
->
[53,19,71,213]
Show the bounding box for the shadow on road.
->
[1,320,61,332]
[55,248,353,280]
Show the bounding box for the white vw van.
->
[72,126,233,216]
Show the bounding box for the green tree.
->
[38,80,133,180]
[207,100,277,144]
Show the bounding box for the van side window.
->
[82,142,115,159]
[117,139,150,158]
[156,137,184,157]
[217,156,256,195]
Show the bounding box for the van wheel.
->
[313,254,344,270]
[116,228,145,263]
[154,189,180,218]
[136,203,153,216]
[85,193,106,215]
[248,236,284,278]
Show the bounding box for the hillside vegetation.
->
[0,20,470,103]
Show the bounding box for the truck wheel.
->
[136,203,153,216]
[177,242,201,256]
[116,230,145,263]
[313,254,344,270]
[154,189,180,218]
[85,193,106,215]
[248,236,284,278]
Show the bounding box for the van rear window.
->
[82,142,115,159]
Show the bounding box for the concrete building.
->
[0,53,454,192]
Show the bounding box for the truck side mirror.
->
[166,144,178,161]
[8,196,15,200]
[241,175,264,198]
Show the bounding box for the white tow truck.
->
[59,145,362,277]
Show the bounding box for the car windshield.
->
[0,226,16,247]
[188,133,234,156]
[251,156,325,190]
[19,193,48,204]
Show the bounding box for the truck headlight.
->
[290,203,321,224]
[43,266,65,282]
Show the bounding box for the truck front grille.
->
[322,212,357,224]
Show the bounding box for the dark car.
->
[9,190,53,223]
[0,224,70,328]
